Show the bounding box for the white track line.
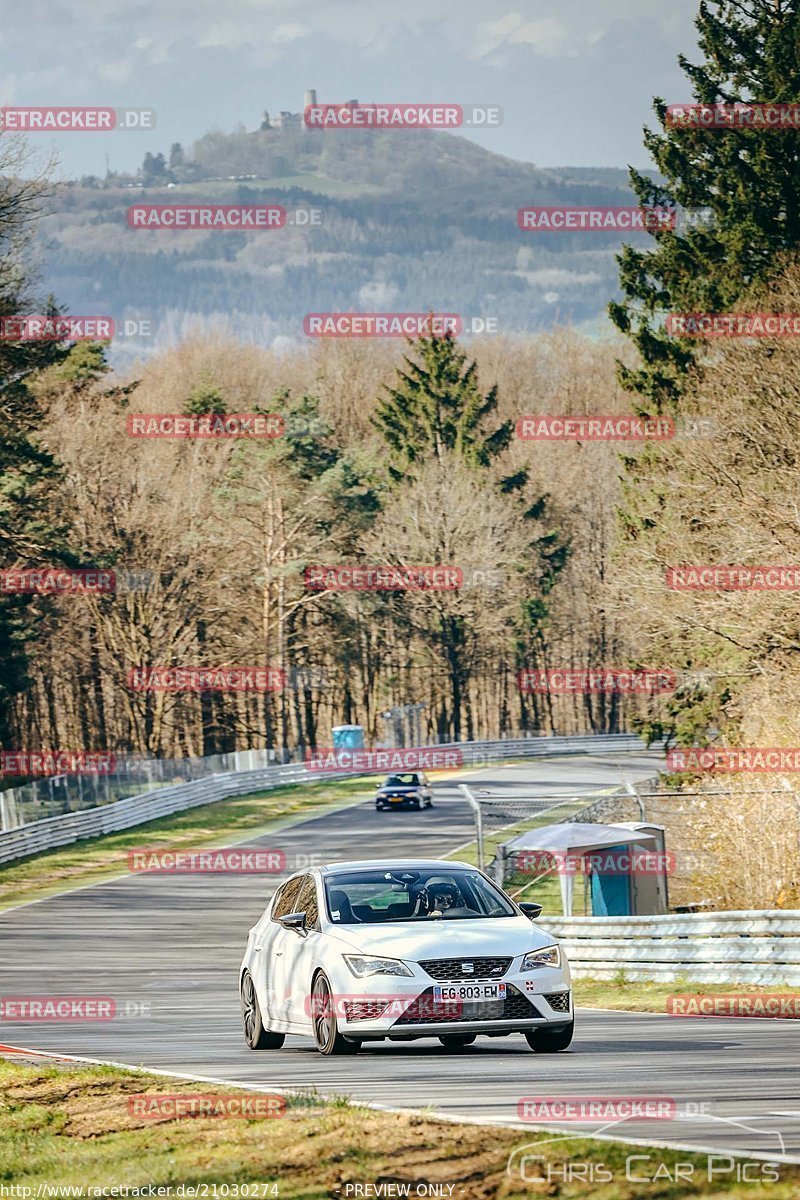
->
[1,1041,797,1165]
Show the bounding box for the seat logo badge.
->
[463,962,474,973]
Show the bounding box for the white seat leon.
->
[240,859,573,1055]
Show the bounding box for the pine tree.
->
[0,339,74,745]
[372,327,518,482]
[610,0,800,409]
[183,381,227,416]
[0,150,81,743]
[372,328,569,734]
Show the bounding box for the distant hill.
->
[37,127,648,365]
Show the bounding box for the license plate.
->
[433,983,506,1003]
[390,796,404,802]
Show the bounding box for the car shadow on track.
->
[562,1038,742,1053]
[281,1036,736,1057]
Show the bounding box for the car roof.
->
[320,859,474,875]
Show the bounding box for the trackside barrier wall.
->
[538,910,800,986]
[0,733,650,864]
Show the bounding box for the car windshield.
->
[384,774,420,786]
[324,868,517,924]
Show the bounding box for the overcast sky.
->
[1,0,702,177]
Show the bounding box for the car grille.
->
[343,999,392,1022]
[393,985,541,1025]
[544,991,571,1013]
[419,956,512,980]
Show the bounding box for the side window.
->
[294,875,320,930]
[272,876,303,921]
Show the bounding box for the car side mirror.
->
[519,902,543,920]
[278,911,308,936]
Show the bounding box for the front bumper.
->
[329,965,572,1039]
[375,793,424,808]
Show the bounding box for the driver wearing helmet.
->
[417,876,473,918]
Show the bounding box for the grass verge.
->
[1,1056,798,1199]
[573,977,800,1014]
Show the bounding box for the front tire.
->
[241,971,285,1050]
[311,972,361,1056]
[524,1020,574,1053]
[438,1034,476,1049]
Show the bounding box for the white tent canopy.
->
[503,822,659,916]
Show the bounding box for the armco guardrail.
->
[0,733,654,865]
[0,745,281,827]
[539,910,800,986]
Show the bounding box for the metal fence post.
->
[459,784,484,871]
[625,777,645,822]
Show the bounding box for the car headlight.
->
[343,954,414,978]
[521,945,561,971]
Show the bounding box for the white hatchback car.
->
[239,859,573,1055]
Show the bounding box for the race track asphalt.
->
[1,751,799,1167]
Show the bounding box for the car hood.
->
[325,915,555,960]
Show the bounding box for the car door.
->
[260,875,304,1025]
[280,874,324,1029]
